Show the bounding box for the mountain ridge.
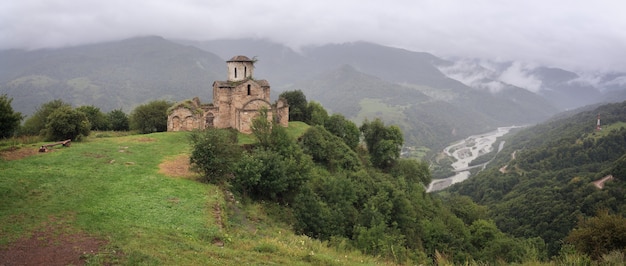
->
[2,36,625,150]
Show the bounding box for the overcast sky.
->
[2,0,626,72]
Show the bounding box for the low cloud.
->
[1,0,626,72]
[498,62,543,93]
[438,60,505,93]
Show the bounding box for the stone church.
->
[167,55,289,133]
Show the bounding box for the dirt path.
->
[0,146,40,161]
[0,215,109,266]
[593,175,614,189]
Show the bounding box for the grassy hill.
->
[0,127,389,265]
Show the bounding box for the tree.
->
[279,90,308,122]
[43,106,91,141]
[130,100,171,133]
[0,94,23,138]
[565,210,626,259]
[189,128,242,184]
[234,114,313,203]
[251,107,272,147]
[108,109,130,131]
[300,126,361,172]
[76,105,111,131]
[390,159,432,186]
[306,101,328,126]
[324,114,360,150]
[292,185,332,239]
[360,118,403,169]
[22,99,71,136]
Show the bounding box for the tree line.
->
[0,94,172,141]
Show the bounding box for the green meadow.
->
[0,125,385,265]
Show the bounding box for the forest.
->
[450,100,626,258]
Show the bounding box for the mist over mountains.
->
[1,36,625,148]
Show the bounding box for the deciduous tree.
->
[108,109,130,131]
[44,106,91,141]
[279,90,308,122]
[189,128,242,184]
[324,114,360,150]
[306,101,328,126]
[76,105,111,131]
[360,118,403,169]
[130,100,171,133]
[0,94,23,138]
[22,99,71,136]
[566,210,626,259]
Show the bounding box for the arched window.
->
[234,67,237,78]
[247,84,251,95]
[244,66,247,77]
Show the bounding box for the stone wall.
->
[167,101,203,131]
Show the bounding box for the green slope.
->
[450,100,626,255]
[0,131,384,265]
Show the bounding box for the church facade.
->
[167,55,289,133]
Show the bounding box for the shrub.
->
[44,106,91,141]
[189,129,242,184]
[130,100,171,134]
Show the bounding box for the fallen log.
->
[39,139,72,152]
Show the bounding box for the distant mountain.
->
[436,59,623,110]
[286,62,555,148]
[291,64,429,117]
[176,38,311,87]
[4,36,624,152]
[189,39,556,119]
[0,36,225,115]
[530,67,602,110]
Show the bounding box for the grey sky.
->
[2,0,626,72]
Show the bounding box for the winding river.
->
[426,126,519,192]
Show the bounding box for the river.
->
[426,126,519,192]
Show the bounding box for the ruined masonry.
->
[167,55,289,133]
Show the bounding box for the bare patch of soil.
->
[593,175,614,189]
[0,215,110,266]
[0,147,40,161]
[134,137,156,142]
[158,154,197,179]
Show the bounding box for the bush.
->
[76,105,111,131]
[21,99,71,136]
[565,210,626,260]
[108,109,130,131]
[189,129,242,183]
[279,90,308,122]
[44,106,91,141]
[130,100,171,134]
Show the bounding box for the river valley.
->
[426,126,520,192]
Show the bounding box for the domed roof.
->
[227,55,254,62]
